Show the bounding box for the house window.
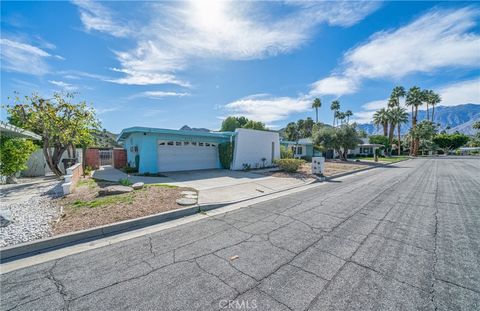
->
[159,142,165,146]
[175,141,182,146]
[167,141,174,146]
[297,147,303,154]
[184,142,190,146]
[206,143,210,147]
[192,142,197,146]
[211,143,216,147]
[199,142,204,146]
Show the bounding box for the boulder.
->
[0,209,13,227]
[132,182,144,190]
[98,185,133,196]
[176,198,197,206]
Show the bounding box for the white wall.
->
[21,148,83,177]
[231,129,280,170]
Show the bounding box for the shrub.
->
[124,166,138,174]
[0,137,36,181]
[280,145,293,159]
[275,159,305,173]
[218,142,234,169]
[118,178,133,186]
[84,165,94,175]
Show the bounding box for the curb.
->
[325,158,412,180]
[0,205,200,263]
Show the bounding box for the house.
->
[348,138,384,157]
[280,138,322,159]
[117,127,280,173]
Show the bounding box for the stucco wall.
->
[231,129,280,170]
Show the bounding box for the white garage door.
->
[157,140,219,172]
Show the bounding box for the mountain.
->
[91,129,121,147]
[179,125,211,132]
[358,104,480,135]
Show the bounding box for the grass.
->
[145,183,179,188]
[72,193,135,208]
[77,178,98,189]
[355,156,409,163]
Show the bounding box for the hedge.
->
[218,142,234,169]
[275,158,305,173]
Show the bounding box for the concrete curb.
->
[0,205,200,263]
[325,158,412,180]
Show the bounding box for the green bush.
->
[275,158,305,173]
[124,166,138,174]
[280,145,293,159]
[0,137,36,178]
[118,178,133,186]
[218,142,234,169]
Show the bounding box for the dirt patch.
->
[323,161,372,177]
[53,178,195,235]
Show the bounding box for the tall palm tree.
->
[389,86,406,107]
[389,107,409,155]
[334,111,343,126]
[373,108,389,136]
[425,90,441,122]
[406,86,425,155]
[330,100,340,126]
[345,110,353,124]
[311,98,322,123]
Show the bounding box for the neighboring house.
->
[280,138,322,159]
[117,127,280,173]
[348,138,384,157]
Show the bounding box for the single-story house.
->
[117,127,280,173]
[280,138,322,159]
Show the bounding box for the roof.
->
[358,143,383,147]
[0,122,42,140]
[117,126,235,142]
[280,138,313,145]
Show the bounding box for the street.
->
[1,157,479,310]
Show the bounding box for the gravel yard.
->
[0,180,63,248]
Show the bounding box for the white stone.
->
[132,182,144,190]
[98,185,133,196]
[176,198,197,206]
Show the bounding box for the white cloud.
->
[311,7,480,97]
[133,91,190,99]
[310,76,359,97]
[350,110,377,124]
[72,0,131,37]
[223,94,311,123]
[49,80,78,91]
[436,78,480,106]
[72,0,379,86]
[361,99,388,111]
[0,38,54,75]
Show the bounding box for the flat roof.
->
[0,122,42,140]
[117,126,235,142]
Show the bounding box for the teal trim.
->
[117,126,234,142]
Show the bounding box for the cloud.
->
[436,78,480,106]
[0,38,56,75]
[49,80,78,91]
[133,91,190,99]
[223,94,311,123]
[311,7,480,97]
[73,1,379,86]
[310,76,359,97]
[72,0,131,37]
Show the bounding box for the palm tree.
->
[311,98,322,123]
[345,110,353,124]
[406,86,425,155]
[373,108,389,136]
[334,111,343,126]
[425,90,441,122]
[330,100,340,126]
[389,86,406,107]
[389,107,409,155]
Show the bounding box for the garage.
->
[157,140,220,172]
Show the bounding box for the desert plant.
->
[280,145,293,159]
[218,142,234,169]
[275,158,305,173]
[118,178,133,186]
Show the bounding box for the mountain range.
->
[358,104,480,135]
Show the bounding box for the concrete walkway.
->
[92,166,316,206]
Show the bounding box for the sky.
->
[1,1,479,133]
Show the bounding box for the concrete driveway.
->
[93,167,315,206]
[2,157,479,310]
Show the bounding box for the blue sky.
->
[1,1,479,133]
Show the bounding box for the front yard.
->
[53,178,195,235]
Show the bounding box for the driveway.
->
[93,167,315,205]
[2,157,479,310]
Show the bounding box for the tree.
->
[405,86,426,156]
[373,108,389,137]
[330,100,340,126]
[424,90,441,122]
[243,120,266,131]
[388,86,406,107]
[313,124,361,161]
[389,107,409,155]
[433,132,470,154]
[284,122,300,142]
[311,98,321,123]
[409,120,438,155]
[345,110,353,124]
[368,135,390,151]
[220,116,240,132]
[7,92,100,177]
[0,137,36,183]
[468,121,480,147]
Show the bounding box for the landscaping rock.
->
[181,191,197,196]
[0,209,13,227]
[176,198,197,206]
[98,185,133,196]
[132,182,144,190]
[184,194,198,199]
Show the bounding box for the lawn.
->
[355,156,410,163]
[53,178,195,235]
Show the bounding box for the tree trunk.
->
[315,109,318,123]
[431,105,435,122]
[397,124,402,156]
[388,122,395,156]
[426,103,429,121]
[383,123,388,137]
[332,115,335,127]
[43,142,66,177]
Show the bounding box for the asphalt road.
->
[2,157,479,311]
